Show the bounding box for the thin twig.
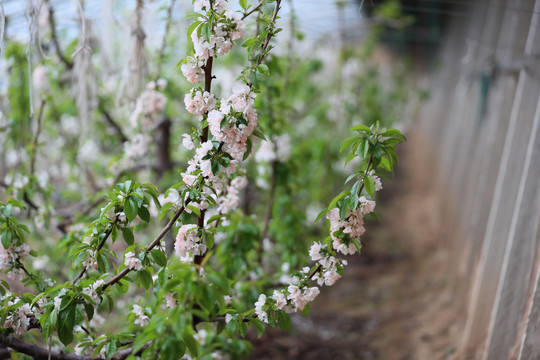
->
[45,0,73,69]
[73,222,116,283]
[102,201,190,290]
[256,0,281,67]
[242,0,264,20]
[30,99,46,177]
[98,100,128,143]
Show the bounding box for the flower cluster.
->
[207,84,258,160]
[368,170,383,191]
[131,304,150,327]
[184,89,216,115]
[130,81,167,129]
[252,168,382,323]
[3,297,33,336]
[175,224,207,262]
[311,255,347,286]
[0,243,30,280]
[285,284,320,312]
[218,175,248,214]
[82,249,98,270]
[254,294,268,323]
[182,3,245,85]
[82,279,105,301]
[192,12,245,61]
[124,251,143,271]
[181,57,206,84]
[326,195,376,256]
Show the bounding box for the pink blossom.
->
[132,304,150,326]
[124,252,143,271]
[309,242,323,261]
[175,224,207,261]
[181,57,205,84]
[182,134,195,150]
[254,294,268,323]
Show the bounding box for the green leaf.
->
[351,238,363,255]
[277,311,291,331]
[187,20,200,41]
[205,232,214,250]
[211,159,221,176]
[58,305,76,345]
[159,202,173,222]
[121,228,134,245]
[328,191,349,210]
[201,23,210,42]
[250,70,262,89]
[240,0,247,10]
[143,184,162,210]
[138,206,150,223]
[124,198,138,222]
[349,124,371,133]
[242,38,257,48]
[105,340,117,359]
[379,156,394,173]
[243,137,253,161]
[363,175,375,198]
[248,318,266,338]
[257,64,270,75]
[383,128,407,140]
[186,205,201,217]
[97,252,110,273]
[359,139,370,159]
[206,214,222,224]
[1,231,12,249]
[150,249,167,267]
[183,333,199,358]
[252,128,267,140]
[301,303,310,316]
[313,208,329,224]
[136,269,153,291]
[340,136,359,153]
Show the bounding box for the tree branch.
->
[73,222,116,283]
[102,200,190,290]
[0,335,150,360]
[45,0,73,69]
[98,100,128,143]
[256,0,281,68]
[30,99,46,177]
[242,1,264,20]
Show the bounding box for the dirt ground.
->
[247,134,463,360]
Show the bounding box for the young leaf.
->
[151,249,167,267]
[121,228,134,245]
[349,124,371,133]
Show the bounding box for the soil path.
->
[247,134,460,360]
